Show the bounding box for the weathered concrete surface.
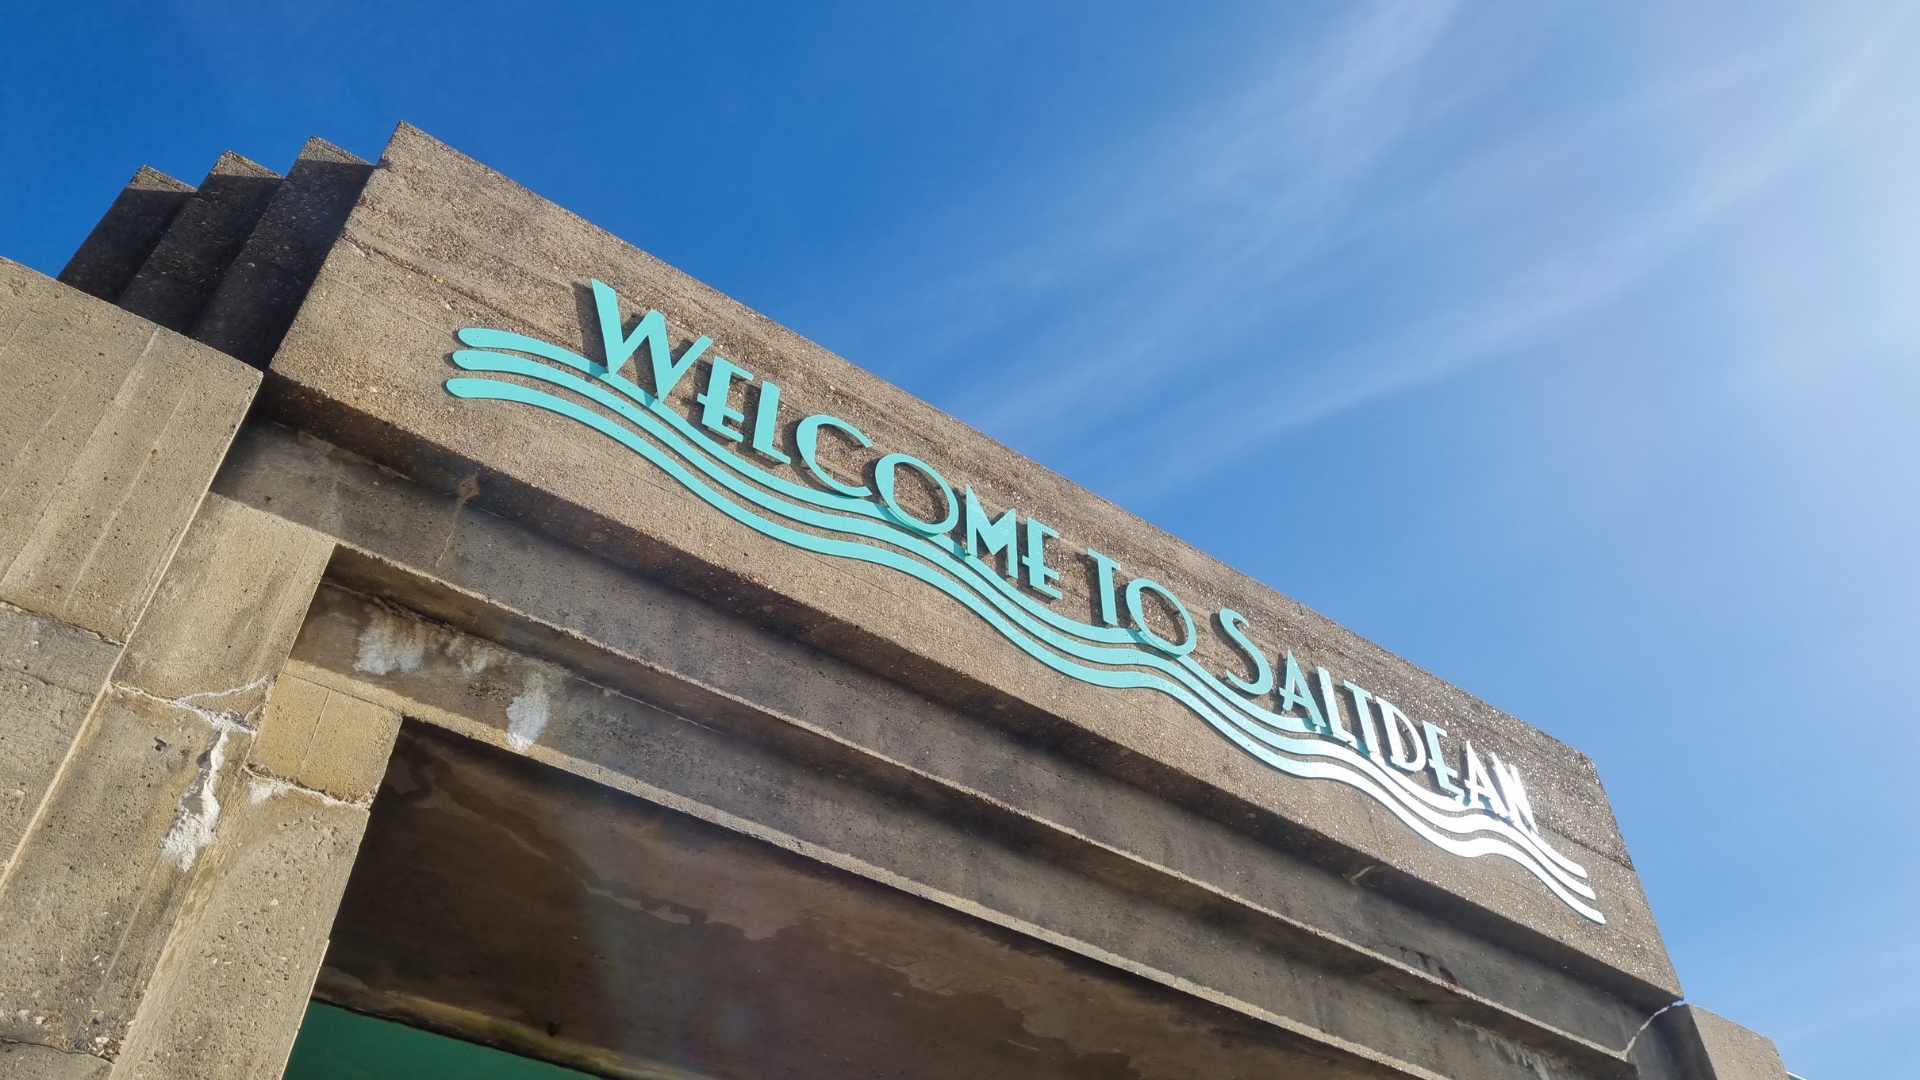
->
[194,138,372,369]
[0,602,118,874]
[0,687,252,1058]
[1659,1006,1790,1080]
[240,416,1663,1057]
[0,496,331,1065]
[107,789,369,1080]
[262,123,1677,1002]
[0,259,261,642]
[0,1040,113,1079]
[248,673,400,804]
[110,495,335,718]
[287,584,1655,1079]
[106,677,396,1080]
[58,167,195,304]
[319,722,1404,1080]
[116,152,281,335]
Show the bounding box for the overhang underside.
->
[317,720,1377,1080]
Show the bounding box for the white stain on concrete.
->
[1456,1019,1573,1080]
[447,635,502,675]
[246,772,364,810]
[505,673,551,752]
[160,727,230,871]
[353,608,431,675]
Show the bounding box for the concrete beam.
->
[218,419,1657,1064]
[1659,1006,1790,1080]
[288,583,1647,1080]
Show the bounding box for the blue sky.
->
[5,2,1915,1074]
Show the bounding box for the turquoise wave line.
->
[444,331,1604,923]
[444,337,1602,914]
[453,335,1591,877]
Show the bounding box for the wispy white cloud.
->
[876,1,1905,503]
[891,0,1465,417]
[1115,10,1905,496]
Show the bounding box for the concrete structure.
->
[0,123,1792,1078]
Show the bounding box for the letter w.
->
[592,279,711,398]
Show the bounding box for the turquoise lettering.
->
[1277,653,1327,731]
[591,279,711,397]
[695,357,752,440]
[750,382,791,463]
[1124,577,1196,657]
[875,453,959,536]
[795,414,873,497]
[963,487,1019,579]
[1423,721,1465,798]
[1215,610,1274,696]
[1086,550,1122,625]
[1023,519,1064,598]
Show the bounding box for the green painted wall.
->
[284,1002,598,1079]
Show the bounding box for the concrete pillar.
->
[0,496,337,1073]
[0,257,259,877]
[1,257,401,1077]
[109,673,399,1079]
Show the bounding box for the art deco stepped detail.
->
[0,125,1794,1080]
[58,137,372,367]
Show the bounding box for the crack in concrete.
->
[1623,1000,1681,1057]
[113,676,275,872]
[0,1033,110,1062]
[242,765,368,811]
[115,674,273,733]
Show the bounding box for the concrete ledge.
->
[0,260,261,642]
[115,153,281,335]
[1660,1005,1789,1080]
[57,166,195,305]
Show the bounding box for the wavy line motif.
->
[443,326,1604,924]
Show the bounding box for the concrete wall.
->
[0,260,396,1078]
[263,123,1672,1005]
